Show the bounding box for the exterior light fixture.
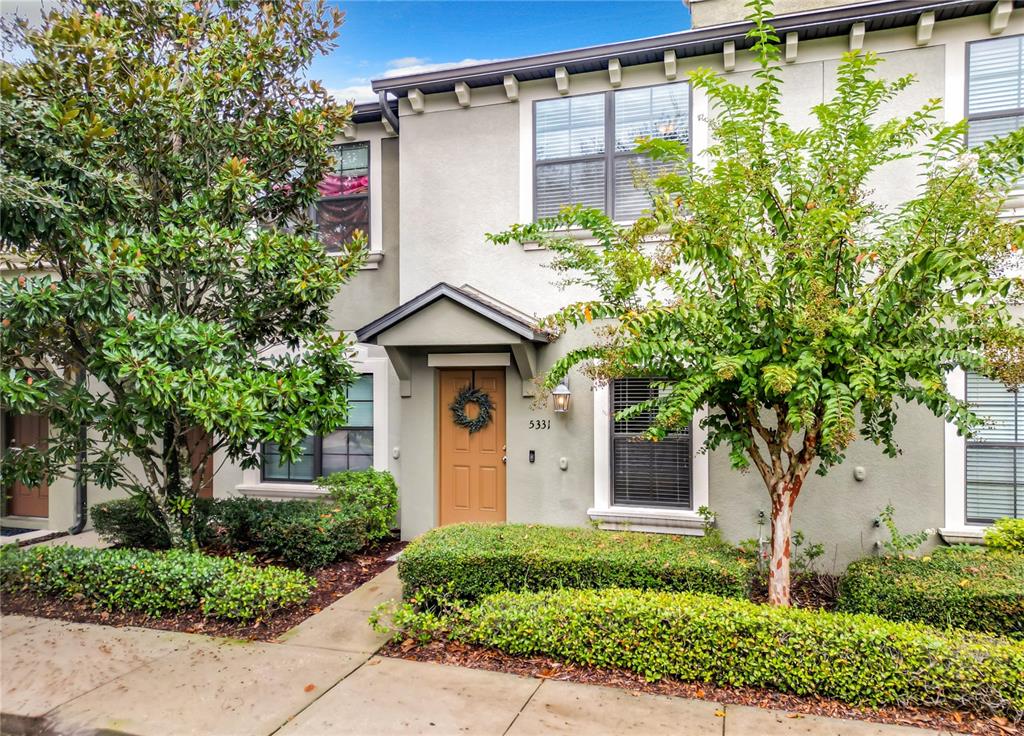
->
[552,379,571,413]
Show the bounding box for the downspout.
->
[68,372,88,534]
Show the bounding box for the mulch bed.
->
[380,639,1020,736]
[2,539,406,641]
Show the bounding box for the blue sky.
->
[316,1,692,103]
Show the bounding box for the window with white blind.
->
[610,378,692,509]
[534,83,690,221]
[966,371,1024,523]
[966,36,1024,164]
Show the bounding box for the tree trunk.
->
[768,481,798,607]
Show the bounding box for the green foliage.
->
[385,587,1024,719]
[0,0,364,548]
[985,518,1024,552]
[877,503,932,556]
[398,523,754,603]
[319,469,399,542]
[91,497,217,549]
[0,544,312,621]
[487,0,1024,604]
[838,546,1024,638]
[216,498,367,571]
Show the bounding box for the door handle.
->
[502,456,507,464]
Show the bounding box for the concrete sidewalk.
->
[1,566,957,736]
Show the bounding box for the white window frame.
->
[589,382,709,535]
[941,367,991,544]
[237,343,390,497]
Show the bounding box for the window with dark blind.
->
[611,378,691,509]
[966,371,1024,523]
[316,141,369,252]
[262,374,374,482]
[966,36,1024,161]
[534,83,690,221]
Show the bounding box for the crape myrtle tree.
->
[0,0,365,547]
[490,1,1024,606]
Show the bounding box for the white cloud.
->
[386,56,429,69]
[328,79,377,104]
[380,57,501,79]
[326,57,505,105]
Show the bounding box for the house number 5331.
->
[529,420,551,430]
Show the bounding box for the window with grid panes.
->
[261,374,373,481]
[316,142,369,252]
[534,83,689,221]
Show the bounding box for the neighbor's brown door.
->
[5,414,49,518]
[438,368,506,525]
[186,427,214,499]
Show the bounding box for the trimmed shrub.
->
[319,469,398,542]
[837,546,1024,638]
[0,544,312,621]
[398,523,753,602]
[395,587,1024,719]
[215,498,367,571]
[985,518,1024,553]
[91,497,218,549]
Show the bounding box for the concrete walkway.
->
[1,566,957,736]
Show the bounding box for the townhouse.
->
[5,0,1023,566]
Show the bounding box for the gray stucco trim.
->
[355,282,552,344]
[371,0,1003,97]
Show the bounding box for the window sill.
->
[358,251,384,270]
[587,506,705,536]
[938,526,987,546]
[235,483,327,500]
[522,225,669,252]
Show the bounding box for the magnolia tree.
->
[490,3,1024,606]
[0,0,364,547]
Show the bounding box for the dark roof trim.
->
[350,99,396,124]
[355,282,552,344]
[371,0,1009,97]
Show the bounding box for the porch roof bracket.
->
[384,346,412,397]
[510,341,538,397]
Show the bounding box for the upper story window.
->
[534,83,690,222]
[966,35,1023,155]
[316,141,369,252]
[261,374,374,482]
[610,378,691,509]
[966,371,1023,523]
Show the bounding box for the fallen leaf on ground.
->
[303,684,315,693]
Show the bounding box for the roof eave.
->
[371,0,1004,97]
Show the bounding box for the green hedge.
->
[319,469,398,542]
[216,498,366,571]
[400,587,1024,719]
[398,523,753,602]
[985,518,1024,552]
[837,546,1024,638]
[0,544,312,621]
[91,497,218,549]
[90,469,400,569]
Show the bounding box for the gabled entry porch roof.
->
[355,282,553,397]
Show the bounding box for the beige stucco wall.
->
[687,0,861,29]
[328,126,401,332]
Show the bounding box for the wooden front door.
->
[439,369,506,525]
[5,414,49,518]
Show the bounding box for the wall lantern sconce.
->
[552,379,571,413]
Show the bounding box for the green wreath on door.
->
[449,385,494,434]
